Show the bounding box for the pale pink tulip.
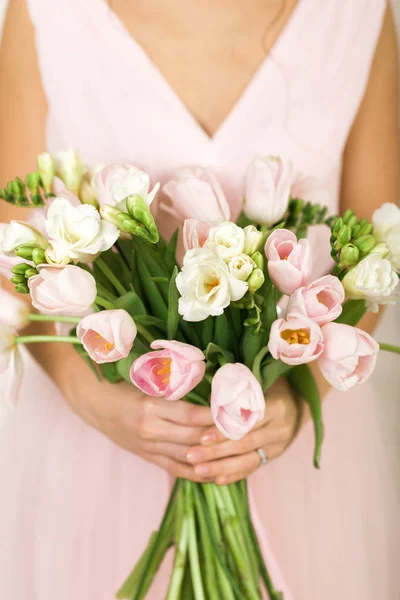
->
[318,323,379,391]
[0,326,23,409]
[265,229,311,295]
[286,275,345,325]
[183,219,212,251]
[269,312,324,365]
[211,363,265,440]
[0,289,29,330]
[0,223,21,277]
[162,166,231,223]
[130,340,205,401]
[77,309,137,364]
[29,265,97,316]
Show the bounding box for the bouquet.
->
[1,151,399,600]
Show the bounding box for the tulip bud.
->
[15,283,29,294]
[11,263,31,276]
[32,248,47,266]
[353,235,376,255]
[243,225,263,255]
[37,152,56,193]
[247,268,265,294]
[339,243,359,267]
[55,149,84,195]
[80,180,99,208]
[250,251,264,270]
[11,274,27,285]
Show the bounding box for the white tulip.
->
[244,156,293,225]
[206,222,245,263]
[373,203,400,271]
[45,196,119,263]
[176,248,248,322]
[228,254,255,281]
[342,254,399,312]
[1,221,48,254]
[243,225,263,255]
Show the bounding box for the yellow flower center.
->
[281,328,310,345]
[96,334,115,352]
[156,358,172,384]
[205,277,220,293]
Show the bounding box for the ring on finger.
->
[256,447,268,467]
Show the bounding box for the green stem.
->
[95,296,116,310]
[136,323,154,345]
[95,256,127,296]
[379,342,400,355]
[185,392,210,407]
[167,485,189,600]
[226,308,241,359]
[28,314,81,324]
[16,335,82,345]
[193,483,219,599]
[96,283,118,303]
[231,483,260,587]
[185,481,206,600]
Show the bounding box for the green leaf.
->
[116,239,134,269]
[136,255,168,321]
[252,346,270,384]
[261,359,291,390]
[150,276,169,283]
[260,276,278,335]
[205,342,235,367]
[335,299,366,326]
[167,266,180,340]
[165,228,179,276]
[132,336,151,355]
[100,362,123,383]
[287,364,324,468]
[115,291,147,317]
[201,317,214,348]
[101,248,131,288]
[116,351,141,382]
[240,327,267,369]
[134,315,167,331]
[235,211,253,228]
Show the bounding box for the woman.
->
[0,0,399,598]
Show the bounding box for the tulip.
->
[183,219,212,251]
[0,326,23,409]
[210,363,265,440]
[268,312,324,365]
[28,265,97,315]
[318,323,379,391]
[244,156,293,226]
[0,289,30,330]
[130,340,206,400]
[286,275,345,326]
[162,166,231,223]
[264,229,311,295]
[2,221,48,255]
[0,223,22,278]
[77,309,137,364]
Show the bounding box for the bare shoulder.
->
[0,0,47,222]
[341,4,399,217]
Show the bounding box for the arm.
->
[188,5,400,484]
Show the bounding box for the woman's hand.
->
[186,378,301,485]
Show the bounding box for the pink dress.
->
[1,1,400,598]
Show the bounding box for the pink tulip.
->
[29,265,97,316]
[269,312,324,365]
[130,340,206,401]
[77,309,136,364]
[162,166,231,223]
[183,219,212,251]
[286,275,345,325]
[0,326,23,409]
[318,323,379,391]
[265,229,311,295]
[0,289,29,330]
[211,363,265,440]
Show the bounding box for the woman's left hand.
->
[186,377,302,485]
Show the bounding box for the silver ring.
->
[256,447,268,467]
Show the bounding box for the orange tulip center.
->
[281,328,310,345]
[156,358,172,384]
[96,334,115,352]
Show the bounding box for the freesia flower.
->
[342,254,398,312]
[268,312,324,365]
[372,203,400,271]
[265,229,311,295]
[244,156,293,226]
[0,325,23,409]
[1,221,48,254]
[44,196,119,264]
[206,221,246,262]
[28,265,97,315]
[130,340,206,400]
[228,254,256,281]
[55,149,84,195]
[77,309,137,364]
[94,164,159,210]
[183,219,212,251]
[286,275,345,325]
[0,289,29,330]
[211,363,265,440]
[0,224,22,277]
[243,225,263,255]
[162,166,231,223]
[318,323,379,391]
[176,248,248,321]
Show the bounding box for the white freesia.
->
[206,222,245,263]
[176,248,248,321]
[0,325,23,411]
[228,254,255,281]
[1,221,48,254]
[55,149,84,195]
[45,196,119,263]
[243,225,263,255]
[342,254,399,312]
[373,203,400,271]
[244,156,293,225]
[0,289,29,330]
[95,164,160,211]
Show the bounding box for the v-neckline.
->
[99,0,305,145]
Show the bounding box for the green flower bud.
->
[11,177,26,197]
[25,267,39,278]
[332,217,343,237]
[32,248,47,266]
[243,225,263,255]
[342,209,354,224]
[37,152,56,193]
[358,220,373,236]
[124,195,160,244]
[247,268,265,294]
[15,283,29,294]
[347,215,358,227]
[232,293,255,310]
[339,243,359,267]
[11,274,27,285]
[250,251,264,270]
[14,245,36,260]
[31,195,45,207]
[353,235,376,255]
[351,224,361,238]
[100,204,122,228]
[11,263,31,275]
[26,171,41,196]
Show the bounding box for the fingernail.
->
[186,450,203,464]
[201,432,216,445]
[194,464,210,476]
